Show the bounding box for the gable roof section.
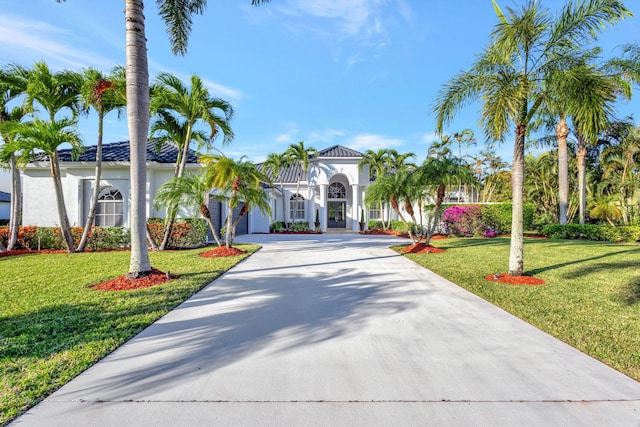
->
[37,140,198,164]
[316,145,363,158]
[256,145,364,184]
[0,191,10,202]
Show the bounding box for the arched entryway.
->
[327,179,348,229]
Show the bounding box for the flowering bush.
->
[442,205,496,237]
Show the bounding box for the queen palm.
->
[5,118,83,252]
[285,141,317,220]
[434,0,630,276]
[154,172,224,247]
[201,154,271,247]
[76,66,126,252]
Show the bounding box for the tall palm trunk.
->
[77,111,104,252]
[509,124,525,276]
[125,0,152,278]
[576,135,587,224]
[50,151,75,253]
[556,114,569,225]
[159,122,193,250]
[7,153,21,250]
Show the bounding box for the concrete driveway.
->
[11,233,640,426]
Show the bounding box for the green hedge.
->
[541,224,640,242]
[147,218,207,248]
[0,226,131,250]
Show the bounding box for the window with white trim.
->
[95,187,123,227]
[369,207,382,220]
[289,193,305,221]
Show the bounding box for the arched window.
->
[95,187,123,227]
[289,193,305,220]
[328,182,346,199]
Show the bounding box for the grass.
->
[0,245,258,426]
[396,236,640,382]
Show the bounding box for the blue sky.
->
[0,0,638,191]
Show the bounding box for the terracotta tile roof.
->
[37,140,198,164]
[0,191,10,202]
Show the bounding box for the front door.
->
[327,201,346,228]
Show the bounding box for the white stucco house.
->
[21,141,384,237]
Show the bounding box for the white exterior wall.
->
[22,162,201,228]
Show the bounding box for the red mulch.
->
[0,249,68,258]
[484,274,546,286]
[401,242,447,254]
[199,246,246,258]
[91,268,174,291]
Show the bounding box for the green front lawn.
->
[398,237,640,382]
[0,245,258,426]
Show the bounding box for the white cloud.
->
[0,15,117,70]
[347,133,404,151]
[272,0,412,56]
[421,132,439,145]
[307,129,345,144]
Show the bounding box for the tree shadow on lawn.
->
[526,248,640,277]
[45,267,426,403]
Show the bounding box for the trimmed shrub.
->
[483,203,535,234]
[270,221,286,232]
[368,220,384,230]
[541,224,640,242]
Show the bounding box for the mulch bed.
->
[0,249,68,258]
[484,274,546,286]
[401,242,447,254]
[91,268,174,291]
[199,246,246,258]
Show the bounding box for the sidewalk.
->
[11,233,640,426]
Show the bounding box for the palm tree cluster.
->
[433,0,637,276]
[0,60,270,255]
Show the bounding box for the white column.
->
[352,184,359,232]
[319,184,327,231]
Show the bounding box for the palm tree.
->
[95,0,269,278]
[262,152,291,228]
[4,118,83,252]
[426,135,453,159]
[151,73,234,178]
[76,66,126,252]
[452,129,475,202]
[365,170,418,240]
[0,106,28,252]
[418,157,476,244]
[358,149,390,229]
[433,0,630,276]
[21,62,82,253]
[0,65,29,251]
[154,172,224,247]
[201,154,271,247]
[284,141,317,221]
[150,72,234,250]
